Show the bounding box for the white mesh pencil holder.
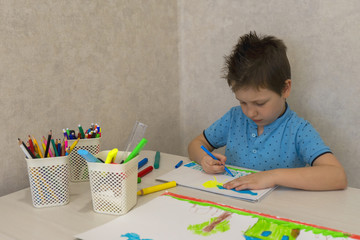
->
[87,151,138,215]
[26,156,70,208]
[68,138,101,182]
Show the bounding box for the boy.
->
[188,32,347,191]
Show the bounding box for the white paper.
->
[156,162,275,202]
[75,193,358,240]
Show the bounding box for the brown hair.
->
[223,31,291,95]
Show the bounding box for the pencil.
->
[65,146,71,155]
[18,138,33,159]
[44,130,52,158]
[69,137,80,153]
[28,136,35,156]
[32,136,43,158]
[26,141,36,158]
[41,139,47,157]
[61,139,65,156]
[51,139,59,157]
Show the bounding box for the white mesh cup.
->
[68,138,101,182]
[87,151,138,215]
[26,156,70,208]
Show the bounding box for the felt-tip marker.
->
[200,145,234,177]
[154,151,160,169]
[137,181,177,196]
[138,166,153,178]
[175,160,183,168]
[138,158,148,169]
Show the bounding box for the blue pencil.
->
[200,145,235,177]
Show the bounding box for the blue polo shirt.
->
[204,104,331,171]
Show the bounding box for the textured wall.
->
[178,0,360,188]
[0,0,179,196]
[2,0,360,196]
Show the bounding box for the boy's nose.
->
[247,108,257,118]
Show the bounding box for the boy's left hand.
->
[223,170,276,190]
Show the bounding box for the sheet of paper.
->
[75,192,360,240]
[156,162,275,202]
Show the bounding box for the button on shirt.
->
[203,104,331,171]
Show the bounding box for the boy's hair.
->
[223,31,291,95]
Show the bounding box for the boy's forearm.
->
[188,140,205,165]
[188,134,213,164]
[272,165,347,190]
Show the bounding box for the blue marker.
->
[138,158,148,169]
[175,160,183,168]
[200,145,235,177]
[77,149,102,163]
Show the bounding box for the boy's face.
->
[234,80,291,128]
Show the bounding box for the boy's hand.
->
[200,152,227,174]
[223,170,276,190]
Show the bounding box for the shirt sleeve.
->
[295,121,332,166]
[203,109,233,149]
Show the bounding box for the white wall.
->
[0,0,180,196]
[1,0,359,196]
[179,0,360,188]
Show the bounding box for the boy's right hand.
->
[200,152,227,174]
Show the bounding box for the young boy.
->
[188,32,347,191]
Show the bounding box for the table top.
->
[1,150,359,240]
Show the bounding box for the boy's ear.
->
[282,79,291,98]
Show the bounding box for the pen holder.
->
[87,151,138,215]
[26,156,70,208]
[68,138,101,182]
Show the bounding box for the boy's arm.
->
[223,153,347,191]
[188,133,226,174]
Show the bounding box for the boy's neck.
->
[257,102,287,136]
[257,126,264,136]
[278,101,288,119]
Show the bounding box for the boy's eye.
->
[256,102,265,106]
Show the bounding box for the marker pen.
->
[200,145,234,177]
[137,181,177,196]
[175,160,183,168]
[138,158,148,169]
[138,166,153,178]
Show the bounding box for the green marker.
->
[137,177,141,183]
[66,128,71,139]
[123,138,148,164]
[78,124,85,139]
[154,151,160,169]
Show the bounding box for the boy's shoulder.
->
[283,107,315,133]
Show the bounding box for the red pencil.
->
[138,166,153,178]
[28,135,35,155]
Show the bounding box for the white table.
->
[0,150,359,239]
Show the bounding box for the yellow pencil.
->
[69,138,80,153]
[41,140,49,157]
[32,136,43,158]
[137,181,177,196]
